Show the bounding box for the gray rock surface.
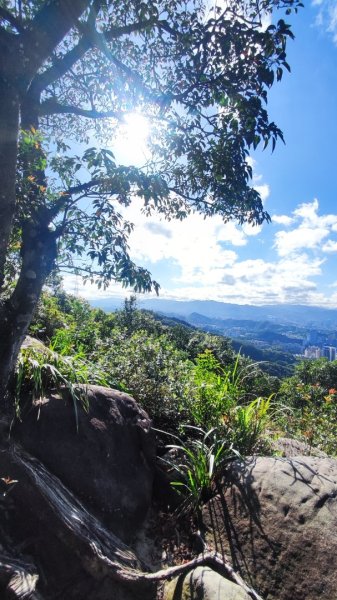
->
[273,436,327,457]
[163,566,251,600]
[13,385,156,541]
[0,384,157,599]
[203,456,337,600]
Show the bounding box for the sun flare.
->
[115,112,151,165]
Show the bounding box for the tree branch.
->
[39,98,123,121]
[92,29,160,103]
[22,0,91,76]
[29,37,91,96]
[130,550,264,600]
[0,6,24,33]
[67,179,104,195]
[30,14,160,96]
[104,17,158,41]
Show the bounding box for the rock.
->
[163,566,251,600]
[13,385,156,541]
[21,336,46,351]
[0,445,153,600]
[203,456,337,600]
[273,436,327,457]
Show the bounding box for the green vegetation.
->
[278,359,337,455]
[159,426,234,516]
[26,293,277,432]
[10,290,335,510]
[16,291,276,510]
[16,337,110,430]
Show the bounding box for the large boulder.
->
[203,456,337,600]
[0,445,151,600]
[13,385,156,541]
[163,566,251,600]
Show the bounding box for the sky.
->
[66,1,337,307]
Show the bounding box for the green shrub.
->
[97,330,194,428]
[159,426,235,516]
[187,350,242,429]
[231,395,273,455]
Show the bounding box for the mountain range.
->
[91,298,337,329]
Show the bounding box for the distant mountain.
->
[90,297,337,329]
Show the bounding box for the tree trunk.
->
[0,220,57,417]
[0,78,19,288]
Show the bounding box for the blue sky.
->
[67,1,337,307]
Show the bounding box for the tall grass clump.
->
[15,342,109,428]
[158,426,237,516]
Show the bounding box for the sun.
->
[115,112,151,165]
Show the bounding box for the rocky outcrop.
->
[13,385,156,541]
[0,385,159,598]
[6,378,337,599]
[203,456,337,600]
[0,444,151,600]
[163,566,252,600]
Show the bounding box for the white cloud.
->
[313,0,337,44]
[272,215,294,226]
[274,199,337,257]
[293,198,337,228]
[322,239,337,252]
[63,196,337,308]
[242,223,263,237]
[123,205,241,285]
[274,226,330,256]
[153,252,324,305]
[293,198,320,222]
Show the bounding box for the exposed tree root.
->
[110,550,264,600]
[12,445,263,600]
[0,553,41,599]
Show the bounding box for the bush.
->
[97,329,194,428]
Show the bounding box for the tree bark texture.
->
[0,79,19,288]
[0,222,57,415]
[0,0,91,415]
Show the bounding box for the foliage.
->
[27,292,277,438]
[292,358,337,391]
[1,0,301,293]
[188,350,242,429]
[159,426,235,515]
[16,342,109,425]
[97,329,194,427]
[277,358,337,455]
[279,358,337,409]
[29,293,67,341]
[231,395,273,455]
[159,392,273,515]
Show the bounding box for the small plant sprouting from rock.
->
[158,426,236,517]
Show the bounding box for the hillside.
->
[91,298,337,329]
[90,297,337,375]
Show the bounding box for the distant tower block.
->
[322,346,337,361]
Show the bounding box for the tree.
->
[0,0,301,414]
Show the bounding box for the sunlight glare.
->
[115,112,151,165]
